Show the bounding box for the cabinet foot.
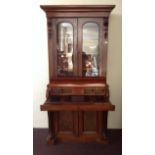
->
[96,135,109,144]
[96,138,109,144]
[46,135,56,145]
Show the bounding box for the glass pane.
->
[57,23,73,76]
[82,23,99,77]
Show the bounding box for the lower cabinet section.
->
[47,111,108,143]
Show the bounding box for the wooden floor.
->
[33,128,122,155]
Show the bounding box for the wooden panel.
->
[83,111,97,131]
[58,111,73,132]
[54,111,79,139]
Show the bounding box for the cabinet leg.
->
[97,131,109,144]
[47,112,56,144]
[97,111,109,144]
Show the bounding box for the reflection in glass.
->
[57,23,73,76]
[82,23,99,77]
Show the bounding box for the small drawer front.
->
[72,88,84,95]
[84,88,105,95]
[95,88,105,95]
[51,88,72,95]
[50,87,106,95]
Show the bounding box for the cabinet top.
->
[40,5,115,17]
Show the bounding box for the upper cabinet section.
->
[40,5,115,80]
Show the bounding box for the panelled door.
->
[54,111,105,139]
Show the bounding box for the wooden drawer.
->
[51,88,72,95]
[51,88,84,95]
[84,88,105,95]
[50,87,106,96]
[72,88,84,95]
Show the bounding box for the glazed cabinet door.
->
[52,18,78,77]
[49,17,106,79]
[78,18,105,77]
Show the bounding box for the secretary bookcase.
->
[40,5,115,144]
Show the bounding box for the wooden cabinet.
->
[40,5,115,144]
